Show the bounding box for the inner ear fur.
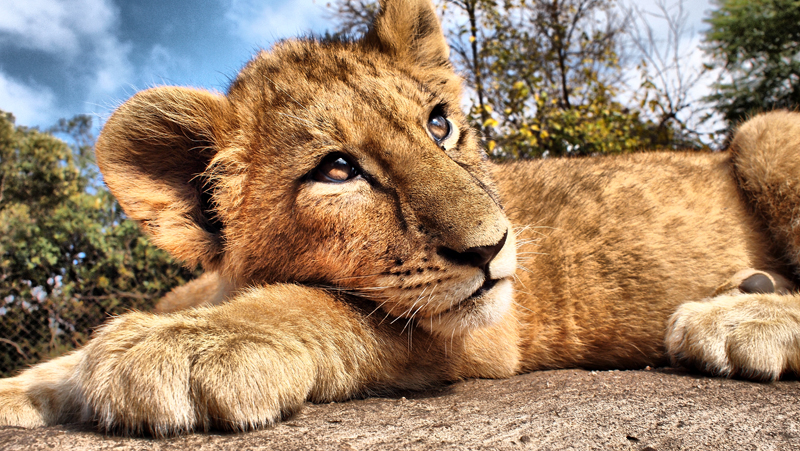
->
[95,87,233,271]
[363,0,450,67]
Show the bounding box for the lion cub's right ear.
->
[363,0,450,68]
[96,87,234,271]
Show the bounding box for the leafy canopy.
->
[704,0,800,127]
[0,111,195,376]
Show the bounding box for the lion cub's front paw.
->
[77,311,314,436]
[76,313,200,435]
[666,294,800,380]
[0,378,46,428]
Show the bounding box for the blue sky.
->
[0,0,712,131]
[0,0,331,129]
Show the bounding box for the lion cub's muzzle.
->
[438,230,508,274]
[420,223,516,336]
[371,215,517,336]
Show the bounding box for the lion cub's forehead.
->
[228,39,460,133]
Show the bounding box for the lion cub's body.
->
[503,151,777,370]
[3,0,800,437]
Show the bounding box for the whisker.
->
[514,223,557,241]
[512,273,529,291]
[512,300,535,315]
[365,300,390,319]
[404,285,437,334]
[331,273,387,282]
[378,310,393,326]
[392,287,427,325]
[515,264,534,274]
[449,323,457,355]
[352,287,393,292]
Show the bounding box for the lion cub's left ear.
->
[362,0,450,67]
[96,87,233,271]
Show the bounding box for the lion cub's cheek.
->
[290,179,396,277]
[295,179,377,225]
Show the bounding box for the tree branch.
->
[0,338,29,360]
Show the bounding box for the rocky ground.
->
[1,367,798,450]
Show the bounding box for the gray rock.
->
[1,368,798,450]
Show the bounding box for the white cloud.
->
[86,35,134,105]
[138,44,191,88]
[0,0,116,57]
[0,0,134,126]
[0,71,60,127]
[225,0,328,45]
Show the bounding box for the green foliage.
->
[0,111,196,376]
[480,88,658,157]
[704,0,800,128]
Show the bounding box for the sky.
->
[0,0,714,131]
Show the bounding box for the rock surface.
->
[1,368,798,450]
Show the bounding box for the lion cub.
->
[2,0,800,437]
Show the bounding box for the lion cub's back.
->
[493,152,778,369]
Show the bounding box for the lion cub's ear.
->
[363,0,450,67]
[96,87,233,271]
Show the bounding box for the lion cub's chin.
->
[418,278,514,336]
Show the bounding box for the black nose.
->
[438,231,508,269]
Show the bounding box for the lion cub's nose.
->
[439,231,508,269]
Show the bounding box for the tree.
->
[473,0,650,157]
[627,0,713,149]
[704,0,800,131]
[324,0,380,37]
[0,111,196,376]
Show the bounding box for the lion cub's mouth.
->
[467,277,500,301]
[432,275,507,318]
[420,276,513,336]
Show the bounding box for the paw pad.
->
[738,273,775,294]
[713,269,794,297]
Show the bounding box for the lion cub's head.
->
[95,0,516,336]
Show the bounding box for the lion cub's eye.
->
[312,153,359,183]
[427,107,451,144]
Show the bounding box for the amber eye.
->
[312,153,359,183]
[428,108,451,143]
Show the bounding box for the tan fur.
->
[2,0,800,436]
[154,272,234,313]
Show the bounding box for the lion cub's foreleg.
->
[0,284,441,436]
[666,291,800,381]
[0,351,84,427]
